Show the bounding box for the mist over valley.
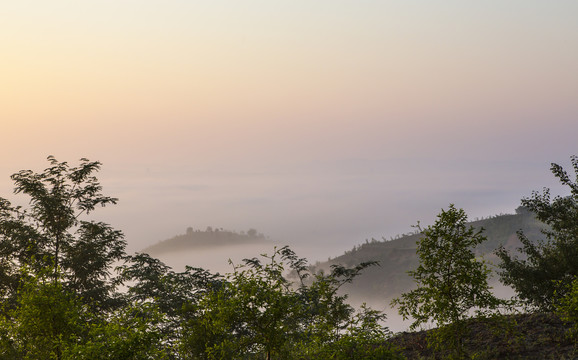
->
[140,208,543,331]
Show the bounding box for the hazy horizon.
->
[2,1,577,264]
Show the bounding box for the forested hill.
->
[143,227,271,255]
[313,208,545,302]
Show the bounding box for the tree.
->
[180,247,305,360]
[392,205,503,358]
[0,269,170,360]
[180,246,397,360]
[300,304,403,360]
[0,158,182,359]
[62,302,169,360]
[496,156,578,311]
[297,259,379,354]
[0,156,126,311]
[116,252,222,354]
[0,270,87,360]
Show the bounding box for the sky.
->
[2,1,578,262]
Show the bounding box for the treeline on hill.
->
[143,226,270,255]
[0,156,577,359]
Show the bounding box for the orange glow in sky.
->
[2,1,577,256]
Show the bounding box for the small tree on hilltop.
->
[392,205,504,358]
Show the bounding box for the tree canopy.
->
[180,246,400,359]
[497,156,578,311]
[0,156,126,311]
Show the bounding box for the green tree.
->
[497,156,578,311]
[180,246,397,360]
[0,156,126,311]
[0,270,87,360]
[301,304,403,360]
[116,252,222,355]
[62,302,169,360]
[392,205,504,358]
[118,253,221,318]
[180,248,305,360]
[0,270,169,360]
[297,260,379,355]
[0,158,178,359]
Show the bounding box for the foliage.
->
[301,304,403,360]
[0,158,172,359]
[0,271,87,359]
[497,156,578,311]
[0,269,171,360]
[181,247,306,359]
[392,205,505,358]
[555,277,578,342]
[180,246,394,359]
[0,156,126,311]
[116,252,222,353]
[298,260,376,346]
[63,303,169,360]
[118,253,221,317]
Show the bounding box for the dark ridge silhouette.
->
[143,227,271,255]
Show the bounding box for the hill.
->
[142,227,271,255]
[313,208,545,302]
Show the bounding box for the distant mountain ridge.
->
[143,227,271,255]
[312,208,545,302]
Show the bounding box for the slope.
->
[313,208,544,302]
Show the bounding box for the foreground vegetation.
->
[0,155,577,359]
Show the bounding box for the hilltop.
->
[143,227,271,255]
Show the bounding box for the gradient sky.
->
[2,1,578,261]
